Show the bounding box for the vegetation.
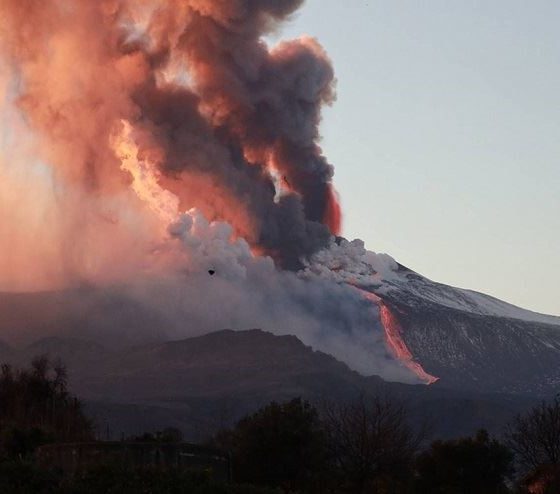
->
[505,397,560,473]
[0,357,92,460]
[505,397,560,493]
[1,358,560,493]
[213,398,326,492]
[321,395,422,493]
[213,396,560,493]
[415,430,513,494]
[0,462,280,494]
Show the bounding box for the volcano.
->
[368,263,560,396]
[0,1,556,423]
[1,257,559,399]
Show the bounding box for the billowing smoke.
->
[0,0,423,383]
[0,0,339,269]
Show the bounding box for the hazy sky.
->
[274,1,560,316]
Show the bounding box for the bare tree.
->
[321,394,422,494]
[0,356,92,459]
[505,397,560,474]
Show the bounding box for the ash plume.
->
[0,0,339,269]
[0,1,421,384]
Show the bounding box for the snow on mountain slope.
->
[305,239,560,396]
[376,264,560,326]
[305,238,559,327]
[374,265,560,396]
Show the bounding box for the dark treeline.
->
[212,396,560,494]
[213,397,510,494]
[0,356,92,460]
[1,359,559,493]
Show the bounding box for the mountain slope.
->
[378,265,560,325]
[2,259,559,400]
[8,330,536,441]
[69,329,370,404]
[372,264,560,396]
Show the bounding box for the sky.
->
[273,0,560,316]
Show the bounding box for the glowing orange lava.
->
[112,120,180,224]
[359,289,439,385]
[324,184,342,235]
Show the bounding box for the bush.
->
[59,465,279,494]
[0,461,280,494]
[0,460,61,494]
[415,430,513,494]
[213,398,326,492]
[0,357,92,460]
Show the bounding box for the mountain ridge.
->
[380,264,560,325]
[0,328,539,441]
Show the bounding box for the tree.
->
[505,398,560,474]
[415,430,513,494]
[321,394,421,494]
[0,357,92,459]
[520,464,560,494]
[213,398,326,492]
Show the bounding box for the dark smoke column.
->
[140,0,342,268]
[0,0,342,270]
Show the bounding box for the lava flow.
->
[359,289,439,385]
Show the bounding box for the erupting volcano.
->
[0,0,446,385]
